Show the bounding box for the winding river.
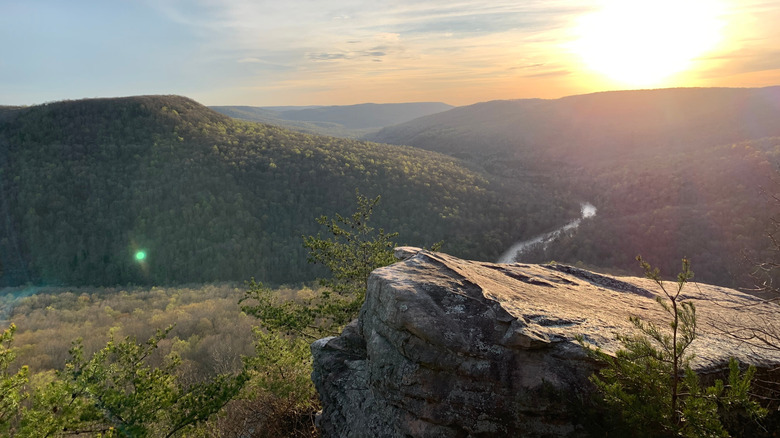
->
[497,203,597,263]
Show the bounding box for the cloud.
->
[374,32,401,42]
[307,49,387,61]
[509,63,546,70]
[6,0,779,107]
[151,1,585,54]
[692,1,780,78]
[522,69,571,78]
[95,1,780,105]
[309,52,349,60]
[699,49,780,77]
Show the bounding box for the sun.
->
[569,0,726,87]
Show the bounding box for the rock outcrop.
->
[312,248,780,437]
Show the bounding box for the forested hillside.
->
[370,87,780,287]
[4,88,774,289]
[0,96,574,287]
[369,87,780,165]
[529,137,780,286]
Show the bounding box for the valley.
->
[3,86,780,437]
[7,0,780,435]
[0,95,574,288]
[498,202,597,263]
[2,87,780,289]
[370,86,780,287]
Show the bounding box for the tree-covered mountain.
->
[369,87,780,287]
[369,87,780,167]
[5,88,775,289]
[0,95,572,287]
[210,102,453,138]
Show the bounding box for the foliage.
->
[303,191,398,298]
[2,284,256,377]
[371,89,780,289]
[236,193,412,436]
[0,324,29,434]
[580,257,766,437]
[211,293,320,438]
[243,192,406,338]
[230,329,318,437]
[12,369,98,437]
[1,282,333,437]
[63,327,247,437]
[0,322,247,437]
[241,280,321,339]
[635,254,696,424]
[516,138,780,288]
[0,95,550,287]
[243,328,314,408]
[5,90,780,290]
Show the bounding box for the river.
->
[497,202,597,263]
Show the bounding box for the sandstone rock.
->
[312,248,780,437]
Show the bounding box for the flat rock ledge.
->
[312,248,780,437]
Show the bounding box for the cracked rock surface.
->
[312,248,780,437]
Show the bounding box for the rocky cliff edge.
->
[312,248,780,437]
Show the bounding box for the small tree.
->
[0,323,248,437]
[237,192,403,436]
[303,191,398,297]
[0,324,28,434]
[56,327,246,437]
[580,257,765,437]
[635,255,696,425]
[243,190,399,338]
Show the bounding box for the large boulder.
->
[311,248,780,437]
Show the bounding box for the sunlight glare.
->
[570,0,726,87]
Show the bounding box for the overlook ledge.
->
[312,248,780,437]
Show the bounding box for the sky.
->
[2,0,780,106]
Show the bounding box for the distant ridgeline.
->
[0,95,573,287]
[210,102,454,139]
[370,86,780,288]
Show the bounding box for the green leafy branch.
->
[579,257,766,437]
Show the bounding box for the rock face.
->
[311,248,780,437]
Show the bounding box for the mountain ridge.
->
[0,95,566,287]
[368,86,780,164]
[3,88,780,289]
[211,101,454,138]
[368,86,780,287]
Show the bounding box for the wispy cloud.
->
[699,49,780,77]
[2,0,780,105]
[164,0,591,103]
[523,69,572,79]
[686,0,780,81]
[309,53,350,61]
